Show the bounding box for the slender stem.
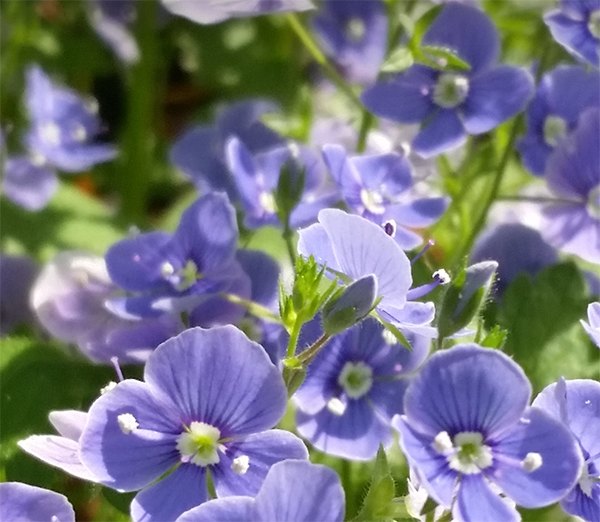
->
[285,317,303,359]
[286,13,363,111]
[297,333,331,365]
[119,0,159,226]
[282,224,297,266]
[496,195,579,205]
[219,293,282,323]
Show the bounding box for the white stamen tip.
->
[73,124,87,142]
[327,397,347,416]
[117,413,139,434]
[101,381,118,395]
[433,269,451,285]
[432,431,453,454]
[382,329,398,345]
[521,452,543,472]
[161,261,175,277]
[231,455,250,475]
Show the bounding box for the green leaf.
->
[381,47,414,73]
[480,325,507,349]
[498,262,599,394]
[416,45,471,71]
[371,312,412,351]
[352,446,396,522]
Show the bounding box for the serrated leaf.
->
[480,325,507,349]
[352,447,396,522]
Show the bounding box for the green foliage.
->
[498,263,599,394]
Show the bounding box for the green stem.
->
[285,317,303,359]
[283,224,297,266]
[286,13,363,111]
[296,333,331,365]
[119,0,159,226]
[219,293,282,323]
[496,195,580,204]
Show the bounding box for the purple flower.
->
[312,0,388,84]
[297,208,437,337]
[89,0,139,64]
[0,482,75,522]
[175,460,344,522]
[2,66,116,211]
[581,302,600,348]
[540,107,600,264]
[79,326,308,522]
[30,251,182,364]
[19,410,98,482]
[0,254,37,335]
[361,3,533,157]
[544,0,600,67]
[161,0,314,24]
[294,319,430,460]
[394,344,582,522]
[322,144,448,249]
[105,193,250,325]
[533,379,600,522]
[517,65,600,175]
[470,223,558,297]
[226,138,339,229]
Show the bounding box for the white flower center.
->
[360,188,385,215]
[433,431,493,475]
[587,185,600,220]
[346,17,366,42]
[433,74,470,109]
[338,361,373,399]
[177,421,221,467]
[588,8,600,39]
[117,413,139,434]
[259,191,277,214]
[231,455,250,474]
[41,122,61,145]
[543,115,568,147]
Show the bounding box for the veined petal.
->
[255,460,345,522]
[453,474,520,522]
[2,157,58,211]
[131,464,208,522]
[48,410,87,440]
[412,109,466,158]
[386,197,449,228]
[144,327,287,437]
[488,407,582,508]
[176,497,255,522]
[79,380,182,491]
[212,430,308,497]
[463,66,533,135]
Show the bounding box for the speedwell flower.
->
[79,326,308,522]
[394,344,582,522]
[581,302,600,348]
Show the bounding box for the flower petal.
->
[144,327,287,437]
[453,475,520,522]
[544,10,599,66]
[212,430,308,497]
[131,464,208,522]
[79,380,181,491]
[488,407,582,508]
[2,157,58,211]
[412,109,466,158]
[176,497,255,522]
[48,410,87,440]
[0,482,75,522]
[386,197,449,228]
[402,344,531,437]
[463,66,534,135]
[255,460,345,522]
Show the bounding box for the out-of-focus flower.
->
[0,482,75,522]
[31,250,181,364]
[0,254,37,335]
[544,0,600,67]
[540,107,600,264]
[312,0,387,84]
[19,410,98,482]
[176,459,344,522]
[322,144,447,250]
[89,0,139,64]
[161,0,314,25]
[581,302,600,348]
[533,378,600,522]
[79,326,308,522]
[225,138,339,229]
[169,100,283,197]
[1,66,116,211]
[294,319,430,460]
[395,344,582,522]
[105,193,250,327]
[518,65,599,175]
[362,3,533,157]
[471,223,558,297]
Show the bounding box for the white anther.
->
[161,261,175,278]
[432,431,453,454]
[72,124,87,142]
[382,329,398,345]
[231,455,250,475]
[326,397,347,416]
[100,381,118,395]
[433,269,451,285]
[117,413,139,434]
[41,122,61,145]
[521,452,543,472]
